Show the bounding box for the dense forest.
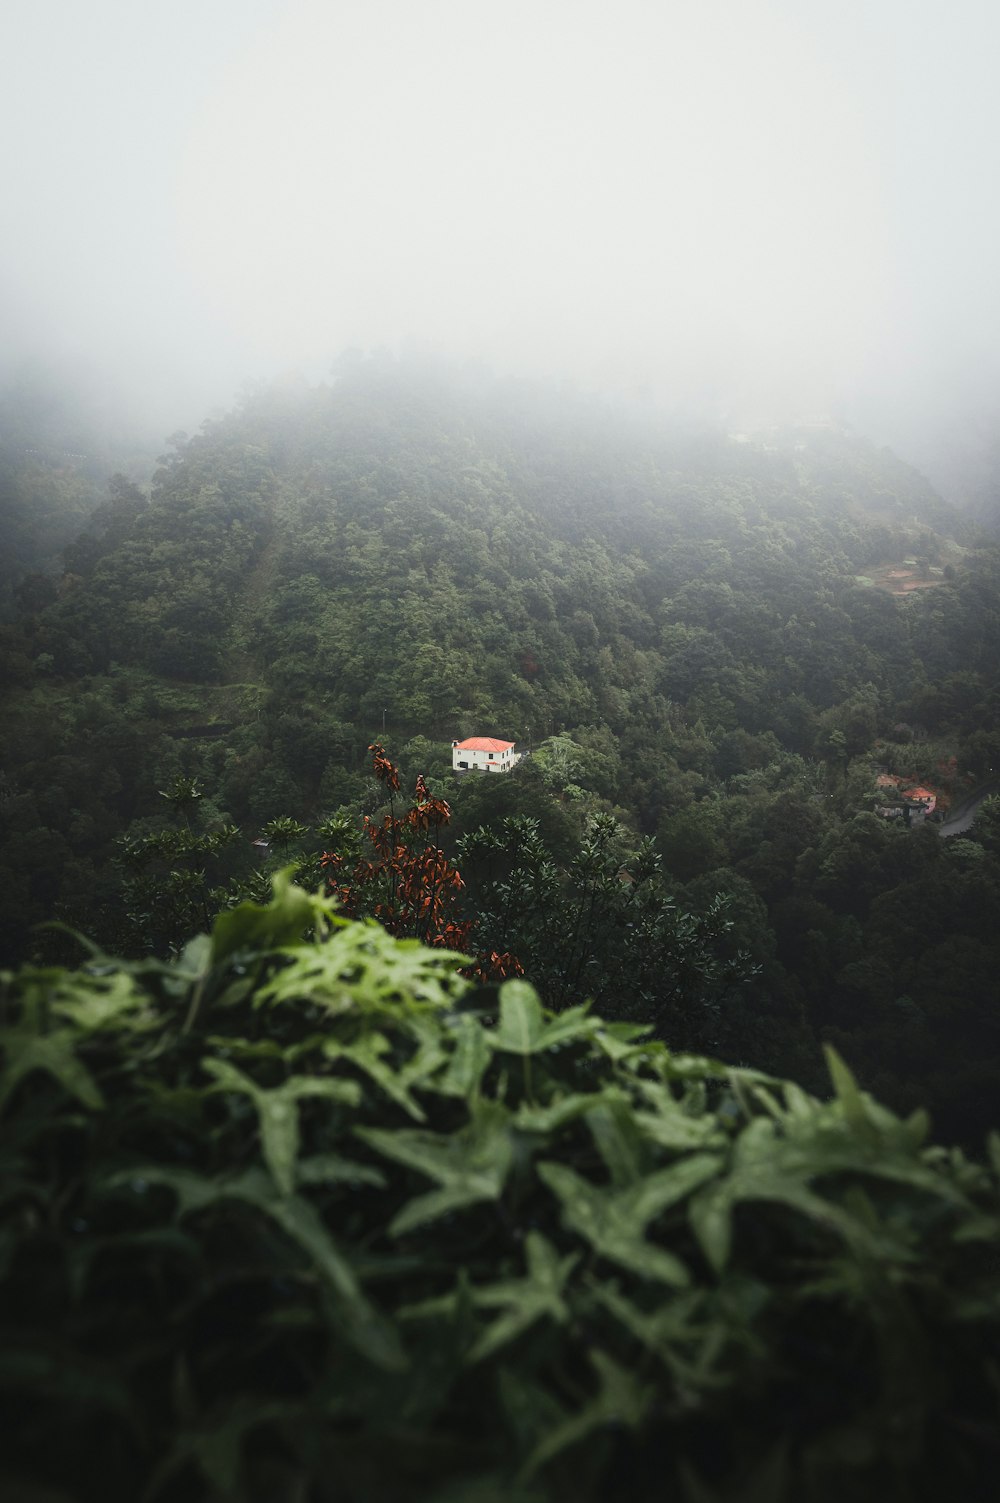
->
[3,356,1000,1139]
[4,355,1000,1499]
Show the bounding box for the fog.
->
[4,0,1000,493]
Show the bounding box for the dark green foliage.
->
[0,366,153,620]
[1,877,998,1502]
[4,354,1000,1141]
[458,810,750,1047]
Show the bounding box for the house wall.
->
[452,746,517,772]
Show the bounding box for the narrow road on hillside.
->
[938,779,999,837]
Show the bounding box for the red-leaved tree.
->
[321,745,522,982]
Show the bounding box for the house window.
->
[489,753,494,760]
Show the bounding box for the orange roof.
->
[903,786,935,801]
[454,737,515,752]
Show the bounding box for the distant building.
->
[452,737,519,773]
[902,786,936,814]
[873,771,937,823]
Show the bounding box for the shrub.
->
[1,874,998,1501]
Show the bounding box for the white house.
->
[452,737,519,773]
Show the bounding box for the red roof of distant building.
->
[903,786,935,803]
[454,737,515,752]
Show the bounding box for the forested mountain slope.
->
[0,363,158,620]
[3,356,1000,1141]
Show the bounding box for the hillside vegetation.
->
[3,357,1000,1143]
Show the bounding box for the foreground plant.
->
[1,874,998,1502]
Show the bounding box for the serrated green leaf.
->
[533,1004,597,1051]
[903,1107,931,1149]
[781,1081,819,1120]
[257,918,469,1016]
[520,1348,649,1479]
[48,971,155,1033]
[437,1013,493,1098]
[633,1077,726,1145]
[257,1093,299,1197]
[689,1182,733,1273]
[590,1280,713,1387]
[324,1032,428,1120]
[952,1215,1000,1243]
[203,1057,360,1194]
[358,1101,512,1234]
[103,1166,225,1216]
[143,1397,298,1499]
[388,1184,498,1235]
[633,1107,726,1152]
[824,1044,878,1142]
[400,1229,569,1338]
[467,1232,579,1363]
[203,1166,404,1369]
[515,1088,623,1136]
[211,868,322,963]
[0,1028,104,1112]
[538,1154,721,1285]
[495,984,596,1057]
[585,1099,649,1186]
[100,1163,403,1368]
[296,1152,386,1188]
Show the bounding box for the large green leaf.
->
[203,1057,360,1195]
[404,1232,580,1363]
[467,1233,580,1363]
[210,867,327,963]
[257,917,469,1016]
[520,1349,650,1479]
[515,1088,625,1136]
[589,1021,657,1063]
[585,1099,650,1186]
[358,1101,513,1235]
[493,981,545,1053]
[323,1032,429,1121]
[209,871,320,961]
[824,1044,879,1143]
[632,1078,728,1151]
[538,1154,723,1285]
[688,1182,734,1274]
[45,970,156,1033]
[493,982,596,1055]
[106,1164,404,1371]
[688,1115,934,1275]
[591,1280,719,1389]
[143,1397,300,1498]
[0,1026,104,1112]
[295,1152,386,1188]
[435,1012,493,1099]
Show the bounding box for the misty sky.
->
[4,0,1000,479]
